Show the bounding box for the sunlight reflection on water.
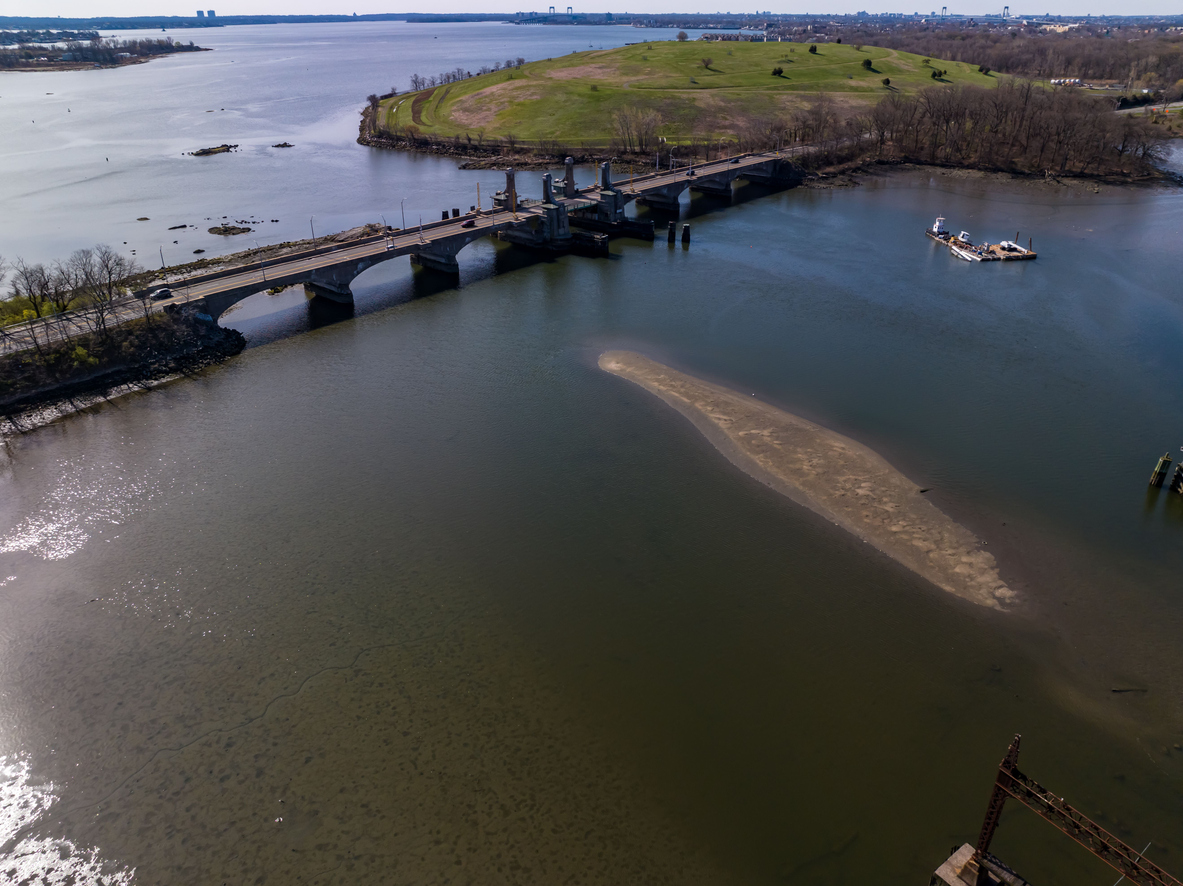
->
[0,755,133,885]
[0,459,164,561]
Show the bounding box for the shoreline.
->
[599,349,1016,610]
[1,315,244,440]
[0,47,212,74]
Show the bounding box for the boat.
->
[925,217,1038,262]
[924,215,951,243]
[951,242,994,262]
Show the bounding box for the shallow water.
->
[3,22,1183,886]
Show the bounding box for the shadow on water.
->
[1143,486,1161,519]
[223,240,593,347]
[307,293,356,330]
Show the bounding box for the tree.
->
[882,77,891,87]
[862,58,872,69]
[676,31,688,41]
[772,66,784,76]
[808,44,818,54]
[701,57,713,70]
[8,259,53,356]
[71,245,139,339]
[366,93,380,134]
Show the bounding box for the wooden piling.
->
[1170,464,1183,494]
[1150,453,1173,488]
[681,223,691,245]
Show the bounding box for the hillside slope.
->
[379,40,1002,147]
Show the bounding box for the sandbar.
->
[599,350,1015,609]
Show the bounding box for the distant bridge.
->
[1,150,805,355]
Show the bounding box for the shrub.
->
[882,77,891,86]
[862,58,872,69]
[772,66,784,76]
[808,44,818,54]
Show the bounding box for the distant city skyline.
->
[1,0,1179,18]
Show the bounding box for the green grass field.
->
[379,40,1002,146]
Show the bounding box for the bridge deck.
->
[1,150,801,355]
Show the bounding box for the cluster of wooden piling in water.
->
[1149,452,1183,493]
[667,222,690,246]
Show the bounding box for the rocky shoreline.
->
[1,314,245,437]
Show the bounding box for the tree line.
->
[407,57,526,91]
[0,247,144,359]
[0,36,204,68]
[809,23,1183,98]
[865,80,1165,174]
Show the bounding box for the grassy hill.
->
[378,40,1002,147]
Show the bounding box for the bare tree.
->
[702,57,714,70]
[71,245,139,339]
[367,93,381,134]
[676,31,688,41]
[612,107,663,153]
[8,259,53,356]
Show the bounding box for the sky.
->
[0,1,1178,18]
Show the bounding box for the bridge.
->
[0,150,804,355]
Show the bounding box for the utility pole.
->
[253,241,267,282]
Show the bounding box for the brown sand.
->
[600,350,1015,610]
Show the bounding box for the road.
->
[2,149,799,356]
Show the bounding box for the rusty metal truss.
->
[974,735,1182,886]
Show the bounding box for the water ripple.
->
[0,460,165,561]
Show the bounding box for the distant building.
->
[196,9,205,17]
[207,9,216,17]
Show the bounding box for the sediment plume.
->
[599,350,1015,609]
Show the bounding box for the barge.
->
[926,216,1037,262]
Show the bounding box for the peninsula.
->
[0,36,207,72]
[365,39,1166,180]
[599,350,1015,609]
[374,41,997,149]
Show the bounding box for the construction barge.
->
[926,216,1037,262]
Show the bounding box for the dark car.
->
[461,218,476,228]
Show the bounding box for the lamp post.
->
[254,240,267,282]
[310,216,317,248]
[401,198,406,230]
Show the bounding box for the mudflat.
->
[600,350,1015,610]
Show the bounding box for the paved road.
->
[1116,101,1183,115]
[2,149,797,356]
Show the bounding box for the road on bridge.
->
[1,149,804,357]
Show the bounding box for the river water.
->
[3,22,1183,886]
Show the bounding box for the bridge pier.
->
[689,176,734,198]
[303,280,354,304]
[739,158,802,186]
[409,251,461,275]
[637,182,688,210]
